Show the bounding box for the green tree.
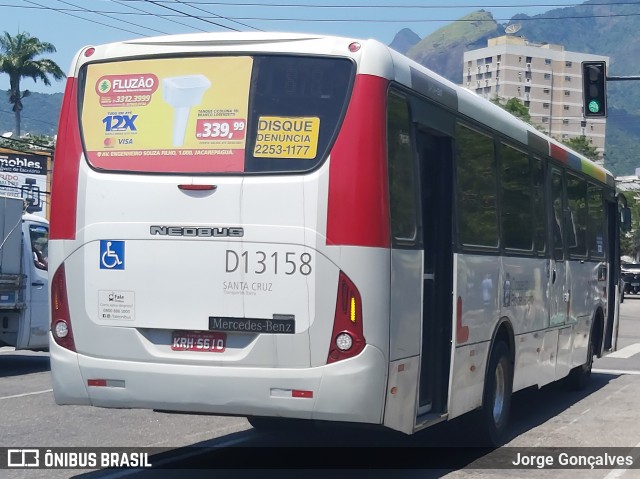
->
[563,135,600,161]
[491,97,531,123]
[0,31,64,137]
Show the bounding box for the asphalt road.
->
[2,298,640,479]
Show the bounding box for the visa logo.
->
[118,138,133,145]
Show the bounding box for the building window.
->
[525,86,531,93]
[468,60,472,67]
[564,90,571,96]
[497,55,502,62]
[543,103,550,109]
[545,58,552,64]
[564,105,570,111]
[544,88,550,94]
[566,61,573,67]
[544,73,551,80]
[524,101,530,107]
[542,117,549,123]
[565,76,571,82]
[526,56,532,63]
[485,56,493,64]
[563,119,569,125]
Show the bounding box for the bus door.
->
[25,221,49,349]
[415,125,453,417]
[549,167,571,378]
[604,198,621,352]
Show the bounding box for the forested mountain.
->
[0,90,62,137]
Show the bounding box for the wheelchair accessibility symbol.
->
[100,240,125,270]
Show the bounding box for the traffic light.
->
[582,61,607,118]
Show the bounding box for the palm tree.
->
[0,31,64,137]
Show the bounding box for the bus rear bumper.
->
[50,342,387,425]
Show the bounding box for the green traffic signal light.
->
[582,61,607,118]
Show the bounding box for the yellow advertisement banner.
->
[81,57,253,172]
[253,116,320,159]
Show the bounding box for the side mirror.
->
[621,207,632,233]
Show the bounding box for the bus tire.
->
[479,340,513,446]
[566,333,594,391]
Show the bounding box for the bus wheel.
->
[479,340,513,446]
[566,334,593,391]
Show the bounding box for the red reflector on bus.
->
[88,379,107,387]
[178,184,217,191]
[292,390,313,398]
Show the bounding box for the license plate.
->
[171,331,226,352]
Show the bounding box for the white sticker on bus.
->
[98,290,135,321]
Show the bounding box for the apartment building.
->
[463,35,609,161]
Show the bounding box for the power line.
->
[20,0,151,36]
[53,0,170,35]
[203,12,640,22]
[140,0,240,31]
[169,0,262,31]
[4,2,640,24]
[109,0,211,32]
[111,0,640,8]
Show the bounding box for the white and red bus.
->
[49,32,627,444]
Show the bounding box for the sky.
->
[0,0,580,94]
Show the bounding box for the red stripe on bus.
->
[549,143,568,163]
[87,151,244,173]
[50,78,82,240]
[326,74,390,248]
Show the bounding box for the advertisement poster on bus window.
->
[0,152,48,218]
[81,57,253,173]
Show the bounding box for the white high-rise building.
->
[463,35,608,162]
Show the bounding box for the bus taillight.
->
[51,263,76,352]
[327,272,365,364]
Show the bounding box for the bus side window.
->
[387,92,418,244]
[456,124,498,249]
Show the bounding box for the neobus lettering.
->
[150,226,244,237]
[258,119,314,132]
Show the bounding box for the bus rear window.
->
[79,55,354,174]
